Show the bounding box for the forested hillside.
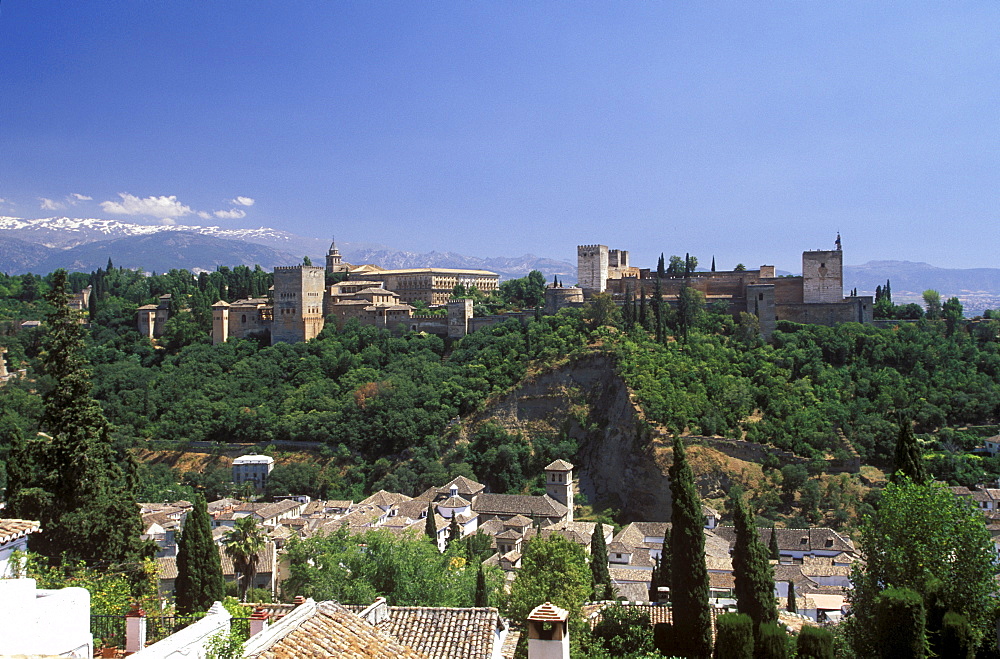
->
[3,267,1000,519]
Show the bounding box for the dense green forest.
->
[3,266,1000,511]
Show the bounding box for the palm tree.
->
[224,516,266,601]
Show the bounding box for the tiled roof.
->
[709,572,735,589]
[218,544,274,577]
[358,606,504,659]
[544,460,574,471]
[0,518,40,544]
[528,602,568,622]
[207,498,241,513]
[503,514,533,528]
[157,556,178,580]
[246,601,426,659]
[606,542,631,553]
[472,493,567,518]
[360,490,413,508]
[438,496,471,508]
[609,567,650,583]
[236,500,302,521]
[713,527,856,554]
[439,476,486,498]
[395,499,432,520]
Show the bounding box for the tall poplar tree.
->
[8,269,149,569]
[731,490,777,645]
[175,495,224,614]
[669,437,713,657]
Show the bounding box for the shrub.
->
[712,613,753,659]
[757,622,788,659]
[796,626,834,659]
[874,587,926,659]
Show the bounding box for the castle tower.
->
[544,459,574,523]
[325,238,343,274]
[577,245,609,295]
[802,246,843,304]
[526,602,570,659]
[271,265,326,344]
[447,298,473,339]
[746,284,776,341]
[211,300,230,345]
[0,346,9,379]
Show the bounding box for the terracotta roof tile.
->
[0,518,40,544]
[346,606,504,659]
[247,601,426,659]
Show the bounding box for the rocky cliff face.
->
[461,351,673,522]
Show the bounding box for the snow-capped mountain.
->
[0,216,319,252]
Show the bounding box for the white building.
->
[0,518,41,577]
[232,454,275,491]
[0,578,93,658]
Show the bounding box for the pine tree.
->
[425,503,438,543]
[8,269,149,568]
[669,437,713,657]
[731,489,777,647]
[175,495,224,614]
[475,562,488,606]
[768,524,780,560]
[892,418,927,484]
[590,522,612,600]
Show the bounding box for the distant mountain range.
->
[0,216,996,313]
[0,216,576,281]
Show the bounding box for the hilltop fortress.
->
[573,236,872,338]
[138,236,871,344]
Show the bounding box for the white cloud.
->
[70,193,92,201]
[39,197,65,211]
[197,211,212,220]
[100,193,194,219]
[0,198,7,204]
[231,196,255,207]
[213,209,247,219]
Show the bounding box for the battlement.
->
[577,244,606,251]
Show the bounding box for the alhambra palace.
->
[137,235,872,344]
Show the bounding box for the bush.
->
[713,613,753,659]
[796,626,834,659]
[874,587,926,659]
[939,611,975,659]
[757,622,788,659]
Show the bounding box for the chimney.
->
[359,596,390,625]
[249,606,270,637]
[526,602,569,659]
[124,602,147,654]
[450,484,459,498]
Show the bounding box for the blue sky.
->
[1,2,998,271]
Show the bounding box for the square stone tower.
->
[272,265,326,344]
[577,245,609,294]
[802,249,843,304]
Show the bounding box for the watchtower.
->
[447,298,473,339]
[211,300,230,345]
[577,245,609,295]
[271,265,326,344]
[802,236,843,304]
[325,239,343,274]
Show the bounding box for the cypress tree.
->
[447,514,461,549]
[590,522,612,600]
[425,503,438,544]
[669,437,713,657]
[757,622,789,659]
[768,524,780,560]
[652,278,663,343]
[175,495,224,614]
[8,269,149,568]
[657,253,666,279]
[787,581,797,613]
[475,562,488,607]
[892,418,927,484]
[711,256,716,272]
[731,490,777,646]
[638,289,648,330]
[874,587,926,659]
